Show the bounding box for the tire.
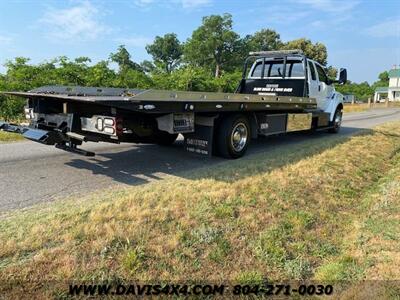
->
[155,130,178,146]
[216,114,250,159]
[328,108,343,133]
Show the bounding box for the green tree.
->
[282,38,327,65]
[34,60,59,86]
[184,14,241,78]
[335,81,374,101]
[246,29,282,52]
[372,70,390,91]
[3,57,37,90]
[1,57,35,119]
[153,66,205,91]
[110,45,142,73]
[378,71,389,83]
[85,60,116,87]
[335,70,391,102]
[56,56,90,86]
[113,69,153,89]
[140,60,156,74]
[146,33,183,73]
[213,70,242,92]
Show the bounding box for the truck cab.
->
[236,50,347,120]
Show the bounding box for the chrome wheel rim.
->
[231,122,248,152]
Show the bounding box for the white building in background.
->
[374,67,400,102]
[388,68,400,101]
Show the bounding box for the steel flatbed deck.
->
[2,86,317,114]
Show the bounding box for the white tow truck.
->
[0,50,347,158]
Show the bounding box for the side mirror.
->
[338,68,347,85]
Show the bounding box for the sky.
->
[0,0,399,84]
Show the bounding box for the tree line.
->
[0,13,386,120]
[335,71,389,101]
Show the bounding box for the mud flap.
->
[183,116,216,157]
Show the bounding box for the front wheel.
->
[328,108,343,133]
[216,115,250,159]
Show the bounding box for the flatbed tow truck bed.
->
[0,86,324,158]
[2,86,317,114]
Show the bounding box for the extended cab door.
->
[308,60,333,111]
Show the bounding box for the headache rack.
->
[248,49,304,57]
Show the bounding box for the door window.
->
[315,64,328,84]
[308,61,316,80]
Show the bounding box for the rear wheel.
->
[328,108,342,133]
[155,130,178,146]
[216,115,250,159]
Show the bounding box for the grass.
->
[344,102,400,113]
[343,104,370,113]
[0,131,24,143]
[314,150,400,299]
[1,122,400,298]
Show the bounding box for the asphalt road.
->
[1,107,399,212]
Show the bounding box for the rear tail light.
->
[96,118,104,131]
[104,118,115,126]
[82,115,123,137]
[104,127,115,134]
